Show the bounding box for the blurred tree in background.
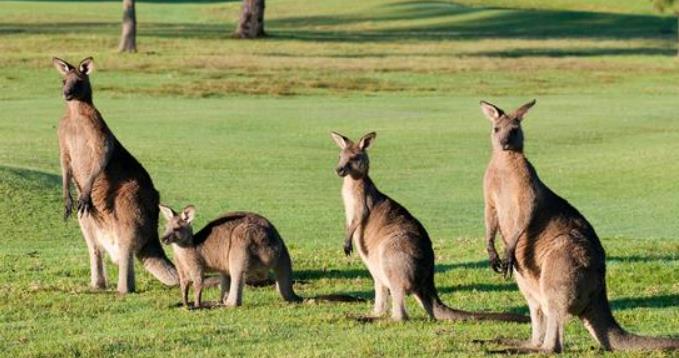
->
[234,0,266,38]
[118,0,137,52]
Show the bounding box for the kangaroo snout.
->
[63,90,75,100]
[336,166,348,177]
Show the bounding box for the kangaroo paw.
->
[77,194,92,216]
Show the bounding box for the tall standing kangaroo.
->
[331,131,529,323]
[480,100,679,353]
[52,57,178,293]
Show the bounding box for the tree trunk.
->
[118,0,137,52]
[676,14,679,57]
[234,0,266,39]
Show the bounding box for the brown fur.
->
[159,204,301,308]
[481,100,679,353]
[331,131,529,323]
[53,57,177,293]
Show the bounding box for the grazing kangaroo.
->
[53,57,177,293]
[480,100,679,353]
[159,204,301,308]
[331,131,529,323]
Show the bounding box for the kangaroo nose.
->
[336,166,347,176]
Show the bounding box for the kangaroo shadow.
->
[0,165,61,190]
[610,294,679,311]
[295,260,488,281]
[438,260,489,270]
[295,268,371,281]
[607,255,678,264]
[437,283,519,295]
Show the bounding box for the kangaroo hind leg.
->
[79,217,107,289]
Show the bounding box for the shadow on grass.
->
[611,294,679,311]
[0,165,61,189]
[438,283,518,294]
[295,261,488,281]
[1,1,675,58]
[608,255,678,263]
[267,1,675,45]
[169,300,225,309]
[469,47,676,58]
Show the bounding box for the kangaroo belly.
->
[514,269,545,306]
[79,216,121,264]
[96,229,120,264]
[354,235,392,286]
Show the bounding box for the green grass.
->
[0,0,678,356]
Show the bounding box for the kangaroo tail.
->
[274,239,302,303]
[136,236,178,286]
[581,288,679,351]
[415,285,529,323]
[432,298,530,323]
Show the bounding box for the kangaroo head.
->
[52,57,94,102]
[159,204,196,246]
[480,99,536,152]
[330,131,376,179]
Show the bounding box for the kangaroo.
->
[480,100,679,353]
[331,131,529,323]
[159,204,301,308]
[53,57,178,293]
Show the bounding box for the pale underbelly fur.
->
[96,229,120,264]
[79,217,120,264]
[343,180,390,287]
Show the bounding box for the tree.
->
[118,0,137,52]
[652,0,679,56]
[234,0,266,39]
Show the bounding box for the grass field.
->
[1,0,678,356]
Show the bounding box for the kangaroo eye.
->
[493,127,499,133]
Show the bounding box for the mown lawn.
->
[0,0,677,356]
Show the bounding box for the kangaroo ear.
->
[480,101,504,122]
[330,131,353,149]
[159,204,175,221]
[181,205,196,224]
[52,57,74,76]
[358,132,376,150]
[78,57,94,75]
[512,99,536,120]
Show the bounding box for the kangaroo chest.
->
[341,178,370,259]
[341,179,364,225]
[61,117,108,188]
[173,245,209,274]
[488,162,536,242]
